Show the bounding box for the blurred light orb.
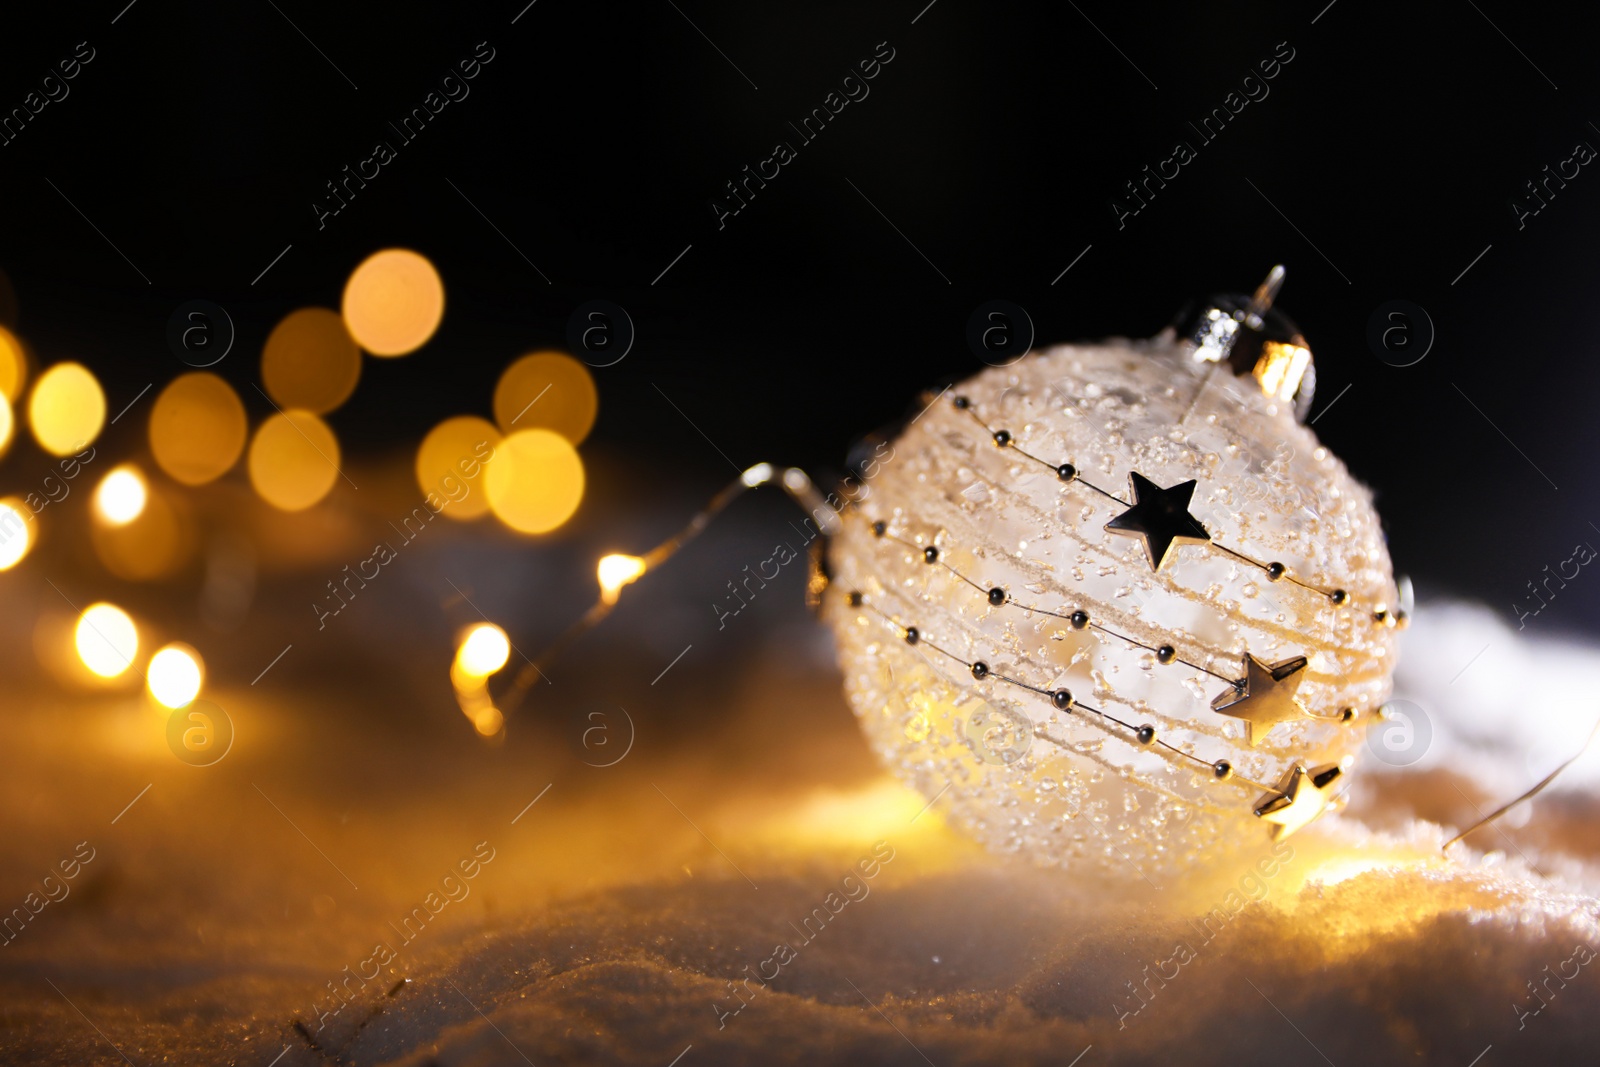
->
[91,486,194,582]
[94,465,148,526]
[149,372,248,485]
[492,351,598,444]
[0,325,26,401]
[147,643,203,709]
[341,249,444,357]
[415,416,500,521]
[261,307,362,413]
[75,603,139,678]
[248,411,341,511]
[597,553,647,605]
[472,706,505,737]
[29,362,105,456]
[0,391,12,457]
[0,496,32,570]
[456,623,511,678]
[485,429,585,535]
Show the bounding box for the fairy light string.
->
[490,463,832,718]
[3,254,1404,847]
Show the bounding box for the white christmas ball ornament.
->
[824,282,1400,875]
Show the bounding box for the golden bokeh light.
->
[597,553,647,605]
[0,325,26,402]
[341,249,444,357]
[91,484,194,582]
[248,411,342,512]
[472,706,505,737]
[75,603,138,678]
[261,307,362,413]
[94,465,148,526]
[492,351,598,444]
[746,778,943,855]
[147,643,203,709]
[485,428,585,535]
[456,623,511,678]
[29,362,105,456]
[0,391,12,457]
[415,416,500,521]
[149,372,249,486]
[451,626,508,739]
[0,496,32,570]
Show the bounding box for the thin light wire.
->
[1444,717,1600,851]
[494,464,832,716]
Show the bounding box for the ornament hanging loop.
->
[1246,263,1286,322]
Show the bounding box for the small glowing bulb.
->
[94,465,148,526]
[0,392,13,455]
[75,603,138,678]
[0,497,30,570]
[456,623,510,678]
[147,644,203,709]
[597,553,647,605]
[473,706,505,737]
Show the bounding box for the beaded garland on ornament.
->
[821,270,1402,873]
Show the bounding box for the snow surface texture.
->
[3,591,1598,1067]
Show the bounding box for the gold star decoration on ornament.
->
[1103,472,1211,571]
[1253,761,1342,840]
[1210,653,1310,746]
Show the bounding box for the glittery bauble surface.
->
[823,334,1399,875]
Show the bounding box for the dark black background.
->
[2,0,1599,632]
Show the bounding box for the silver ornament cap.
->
[1175,265,1317,421]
